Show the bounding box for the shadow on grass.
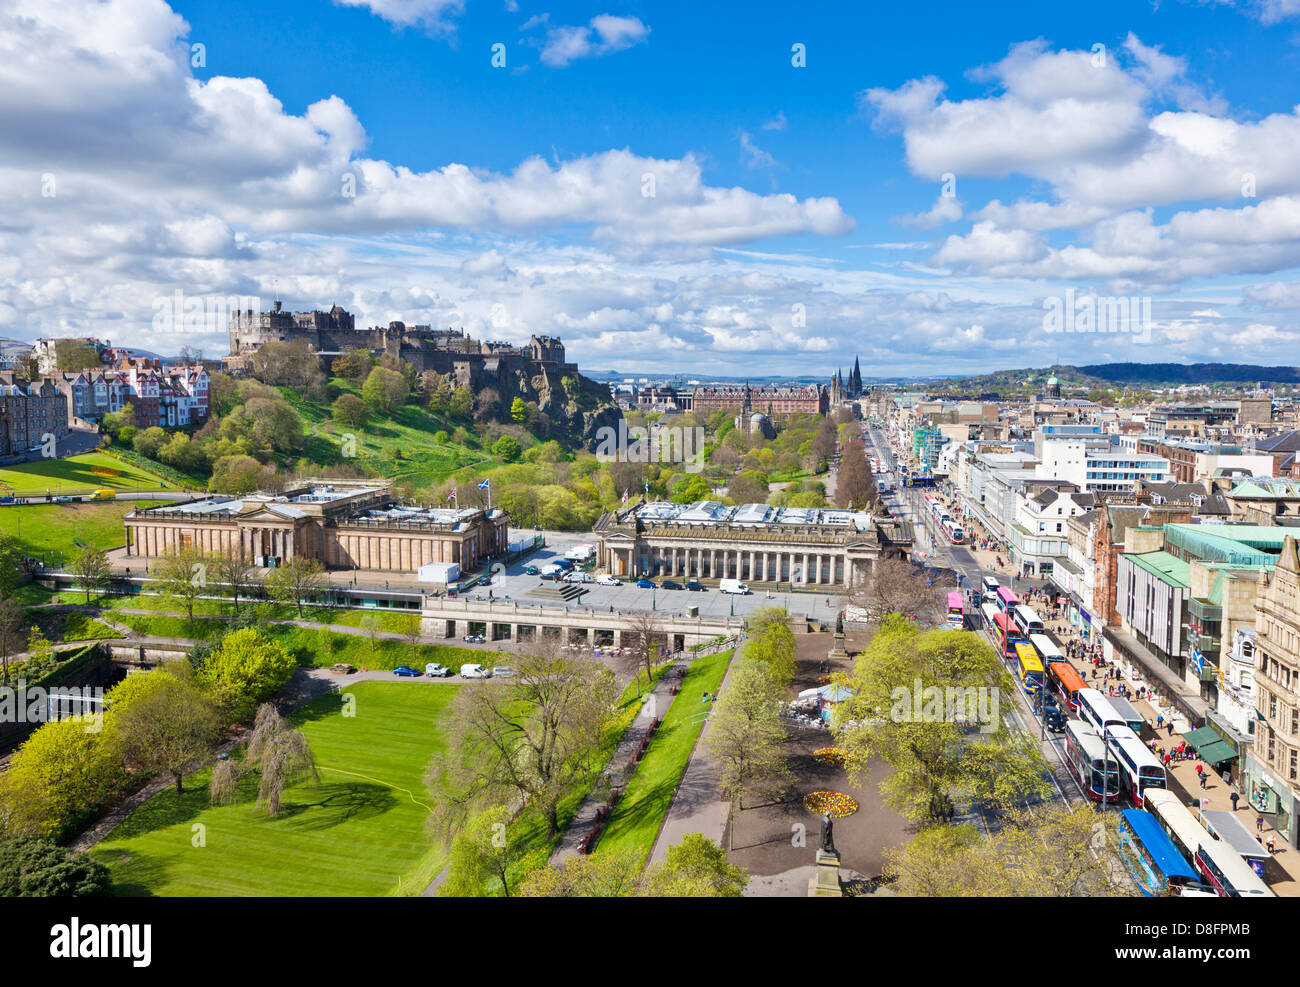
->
[272,781,398,830]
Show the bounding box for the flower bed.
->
[812,747,848,768]
[802,790,858,818]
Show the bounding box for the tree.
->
[0,533,26,598]
[332,349,374,386]
[670,472,712,504]
[244,704,318,817]
[361,366,409,414]
[250,339,324,390]
[833,617,1050,823]
[0,594,25,684]
[213,548,256,616]
[426,649,619,838]
[0,716,123,839]
[707,660,791,847]
[0,838,112,897]
[883,806,1134,897]
[359,614,381,657]
[69,545,111,604]
[154,547,207,624]
[110,671,221,794]
[740,616,797,687]
[624,612,664,693]
[491,434,522,463]
[331,392,369,429]
[509,396,527,422]
[438,805,540,897]
[23,626,54,677]
[836,439,877,510]
[645,832,749,897]
[727,470,769,506]
[399,612,422,663]
[518,849,644,897]
[264,557,325,617]
[848,556,951,624]
[132,425,168,460]
[197,628,297,721]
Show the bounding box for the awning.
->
[1183,726,1220,747]
[1198,740,1238,765]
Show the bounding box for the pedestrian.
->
[1195,762,1203,777]
[1257,815,1265,835]
[1168,721,1175,736]
[1199,773,1207,790]
[1231,791,1240,811]
[1268,836,1277,854]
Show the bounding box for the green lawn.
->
[0,451,177,497]
[594,649,734,867]
[0,500,156,556]
[93,681,458,896]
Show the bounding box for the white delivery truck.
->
[718,579,749,595]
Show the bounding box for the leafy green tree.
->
[509,397,527,422]
[518,849,643,897]
[0,594,25,684]
[491,434,522,462]
[670,473,712,504]
[361,366,409,414]
[197,628,297,721]
[708,660,791,846]
[154,547,207,624]
[438,805,540,897]
[109,671,221,793]
[834,619,1050,823]
[69,545,111,604]
[0,716,123,839]
[646,833,749,897]
[331,392,369,429]
[132,425,168,460]
[0,838,111,896]
[740,620,797,687]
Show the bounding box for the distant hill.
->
[1076,363,1300,385]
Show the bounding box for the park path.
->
[646,643,743,865]
[550,661,687,862]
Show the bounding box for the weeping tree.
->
[209,704,319,817]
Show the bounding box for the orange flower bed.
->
[812,747,848,767]
[803,790,858,818]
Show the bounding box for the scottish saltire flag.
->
[643,479,649,494]
[478,479,490,490]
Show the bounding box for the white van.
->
[719,579,749,595]
[459,663,491,679]
[981,576,1000,601]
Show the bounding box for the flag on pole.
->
[447,489,456,502]
[621,489,628,504]
[477,479,490,490]
[643,479,649,495]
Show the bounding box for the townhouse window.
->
[1293,707,1299,736]
[1270,693,1278,720]
[1292,749,1298,782]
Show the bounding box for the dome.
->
[1047,375,1059,386]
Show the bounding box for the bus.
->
[1029,632,1065,665]
[946,591,965,629]
[1107,725,1167,807]
[991,613,1021,659]
[981,576,1000,601]
[1117,809,1207,897]
[1064,721,1121,802]
[1199,809,1270,880]
[1046,658,1087,712]
[1077,688,1128,735]
[1108,695,1145,735]
[1011,604,1044,639]
[942,519,965,544]
[995,587,1020,613]
[980,602,1000,631]
[1143,791,1274,897]
[1013,642,1045,696]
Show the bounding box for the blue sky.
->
[4,0,1300,376]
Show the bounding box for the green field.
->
[93,681,457,896]
[0,451,177,497]
[595,649,734,866]
[0,500,155,556]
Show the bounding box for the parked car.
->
[565,571,593,584]
[522,564,540,575]
[596,574,622,586]
[0,496,14,505]
[539,571,559,581]
[459,663,491,678]
[52,495,73,503]
[461,634,486,644]
[685,579,705,591]
[392,665,422,677]
[636,578,657,589]
[425,663,453,677]
[661,580,683,590]
[492,666,517,678]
